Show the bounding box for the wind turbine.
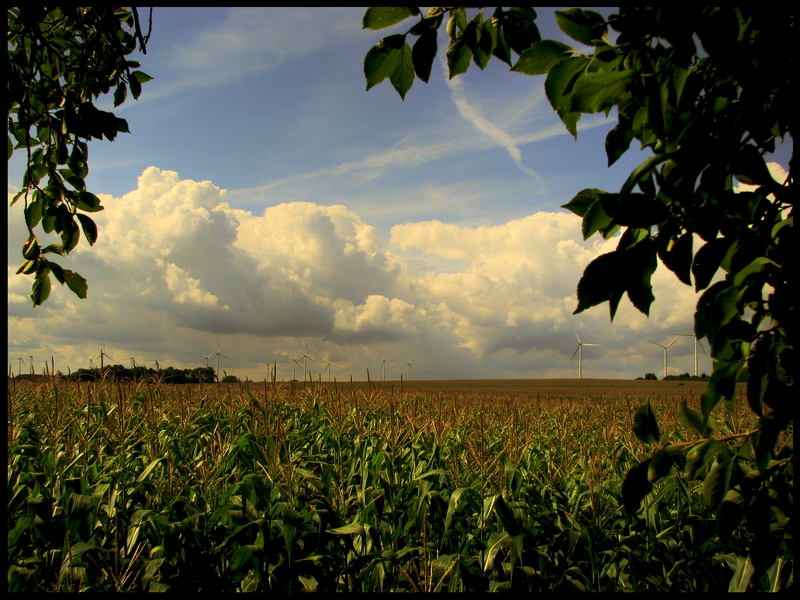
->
[673,333,707,377]
[98,343,114,373]
[202,353,213,368]
[16,357,25,377]
[211,341,229,382]
[324,361,340,382]
[649,338,679,379]
[299,343,316,383]
[260,359,273,381]
[379,350,395,381]
[571,331,600,379]
[29,355,34,375]
[404,358,413,381]
[291,355,301,381]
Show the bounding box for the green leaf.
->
[362,7,417,30]
[561,188,609,218]
[554,8,606,46]
[574,251,626,317]
[446,39,472,78]
[677,400,705,437]
[32,271,52,306]
[24,192,45,230]
[605,122,633,166]
[411,31,437,83]
[390,41,415,100]
[582,196,615,239]
[49,261,66,284]
[701,361,741,421]
[717,489,747,541]
[692,237,737,292]
[572,70,633,114]
[364,35,405,91]
[501,7,541,55]
[131,70,154,84]
[471,17,495,70]
[8,134,13,159]
[328,523,366,535]
[685,440,728,480]
[41,243,66,256]
[512,40,573,76]
[113,83,127,108]
[24,163,49,187]
[22,235,40,260]
[633,399,660,445]
[483,531,511,572]
[75,191,103,212]
[490,10,512,65]
[492,494,522,536]
[694,281,732,341]
[732,257,778,288]
[658,231,693,286]
[624,239,657,316]
[622,460,653,515]
[64,270,88,299]
[444,487,481,533]
[703,456,732,508]
[544,56,589,138]
[647,444,682,482]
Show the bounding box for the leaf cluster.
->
[363,7,794,588]
[8,7,153,305]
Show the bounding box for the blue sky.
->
[8,7,792,381]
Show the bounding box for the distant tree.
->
[8,7,153,305]
[644,372,657,381]
[221,374,239,384]
[363,7,793,589]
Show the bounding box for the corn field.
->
[8,377,771,591]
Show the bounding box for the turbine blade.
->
[570,346,579,361]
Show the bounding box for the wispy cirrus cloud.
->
[443,58,545,182]
[134,8,365,102]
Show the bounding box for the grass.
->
[7,376,769,591]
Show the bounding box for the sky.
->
[7,7,793,382]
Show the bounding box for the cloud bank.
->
[8,166,732,380]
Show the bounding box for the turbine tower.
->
[571,331,600,379]
[299,343,316,383]
[404,358,413,381]
[260,359,272,381]
[291,356,301,381]
[210,341,229,382]
[673,333,707,377]
[98,343,114,374]
[649,338,679,379]
[379,350,394,381]
[324,361,340,382]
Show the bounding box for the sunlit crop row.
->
[8,377,760,591]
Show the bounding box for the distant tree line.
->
[635,368,765,382]
[62,364,217,383]
[636,372,711,381]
